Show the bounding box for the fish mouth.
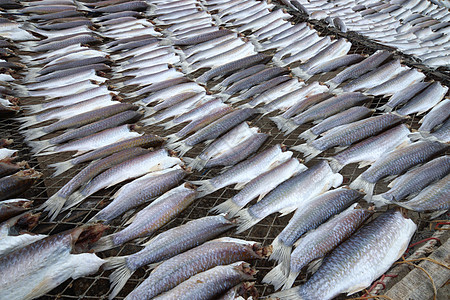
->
[71,224,109,254]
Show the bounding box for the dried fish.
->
[236,161,343,233]
[378,81,431,112]
[396,81,448,115]
[0,199,32,223]
[0,160,27,178]
[104,214,235,299]
[270,210,416,300]
[418,99,450,132]
[0,170,42,201]
[0,224,107,300]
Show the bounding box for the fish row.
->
[288,0,450,68]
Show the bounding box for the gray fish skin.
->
[23,34,102,52]
[152,92,199,113]
[430,117,450,142]
[294,113,405,161]
[191,144,293,197]
[270,210,416,300]
[93,1,148,13]
[90,166,187,223]
[124,238,267,300]
[172,29,233,45]
[164,98,226,128]
[204,132,268,169]
[419,99,450,132]
[269,188,364,273]
[341,60,404,93]
[236,161,343,233]
[49,134,165,177]
[391,174,449,212]
[306,54,364,76]
[364,68,425,96]
[275,92,369,135]
[280,92,333,120]
[327,50,391,88]
[215,64,267,91]
[196,53,271,84]
[104,215,236,299]
[0,199,32,223]
[372,155,450,205]
[397,82,449,116]
[263,205,372,291]
[153,262,255,300]
[300,106,374,142]
[211,158,306,217]
[170,108,257,156]
[233,75,291,103]
[350,140,448,199]
[46,110,142,146]
[93,184,196,252]
[0,224,106,300]
[327,124,411,173]
[42,147,150,220]
[379,81,431,112]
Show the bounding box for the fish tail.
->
[22,103,43,115]
[298,129,317,142]
[190,179,217,197]
[271,116,297,135]
[408,132,425,142]
[377,104,393,112]
[34,146,56,156]
[27,139,51,154]
[262,264,288,291]
[158,38,173,46]
[210,199,242,217]
[92,234,116,252]
[104,256,134,300]
[325,157,344,173]
[290,144,321,162]
[187,157,207,171]
[23,127,46,141]
[39,194,67,221]
[236,209,260,233]
[283,271,300,290]
[141,116,158,126]
[349,175,375,200]
[49,161,74,177]
[270,285,304,300]
[370,194,391,207]
[160,120,175,130]
[227,96,244,104]
[64,191,87,211]
[165,133,181,145]
[170,141,191,156]
[15,115,38,128]
[270,237,292,273]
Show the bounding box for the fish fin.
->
[39,194,67,221]
[124,214,136,225]
[349,176,375,200]
[257,192,268,202]
[141,117,157,126]
[140,234,158,246]
[16,115,38,129]
[377,104,393,112]
[325,157,344,173]
[63,191,87,211]
[270,237,292,275]
[210,199,242,217]
[298,129,317,141]
[270,116,288,131]
[278,206,297,217]
[165,133,181,145]
[282,270,301,290]
[23,127,46,141]
[49,161,74,177]
[269,286,304,300]
[262,264,288,291]
[187,157,207,171]
[306,258,323,274]
[358,160,374,168]
[104,256,134,300]
[382,175,398,183]
[236,209,260,233]
[334,146,348,153]
[22,104,43,114]
[161,120,176,130]
[34,147,56,156]
[346,283,370,296]
[27,140,52,154]
[408,132,424,142]
[234,182,247,190]
[290,144,321,162]
[370,194,390,207]
[170,141,191,156]
[429,210,447,219]
[92,234,116,252]
[147,261,163,270]
[189,179,217,197]
[227,96,244,104]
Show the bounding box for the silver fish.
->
[124,237,268,300]
[378,81,431,112]
[104,214,235,299]
[263,204,372,291]
[90,165,186,223]
[396,81,448,115]
[293,113,405,161]
[93,183,196,252]
[418,99,450,132]
[350,140,448,199]
[153,262,255,300]
[270,210,416,300]
[269,188,364,274]
[372,155,450,205]
[0,224,106,300]
[364,68,425,96]
[191,144,293,197]
[236,161,343,233]
[211,158,306,217]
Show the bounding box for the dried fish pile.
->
[287,0,450,69]
[0,0,448,299]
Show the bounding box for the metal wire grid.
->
[0,4,447,300]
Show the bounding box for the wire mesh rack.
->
[1,2,449,299]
